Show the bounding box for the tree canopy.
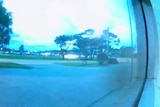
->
[54,35,73,59]
[54,28,120,60]
[0,1,12,47]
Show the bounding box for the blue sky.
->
[3,0,133,51]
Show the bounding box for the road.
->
[0,59,133,107]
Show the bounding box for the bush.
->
[97,53,118,65]
[108,58,118,64]
[97,52,108,65]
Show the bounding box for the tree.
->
[74,37,90,60]
[94,29,120,64]
[19,44,24,54]
[0,1,12,48]
[54,35,72,59]
[54,28,120,64]
[84,29,95,35]
[72,29,95,60]
[88,37,105,59]
[54,29,95,60]
[101,29,120,56]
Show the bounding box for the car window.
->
[0,0,140,107]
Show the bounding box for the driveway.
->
[0,60,132,107]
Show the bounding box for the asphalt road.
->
[0,59,133,107]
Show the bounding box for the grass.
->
[0,54,61,60]
[54,60,100,66]
[0,54,105,67]
[0,62,32,69]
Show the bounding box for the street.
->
[0,60,132,107]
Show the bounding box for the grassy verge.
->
[0,54,107,67]
[0,54,61,60]
[54,60,100,66]
[0,62,32,69]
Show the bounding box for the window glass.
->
[0,0,137,106]
[150,0,160,80]
[150,1,160,106]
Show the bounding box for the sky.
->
[3,0,133,51]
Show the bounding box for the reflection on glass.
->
[0,0,137,106]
